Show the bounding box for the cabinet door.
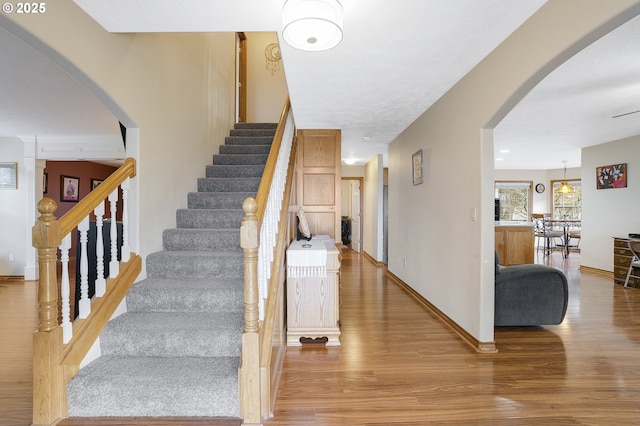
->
[297,129,341,240]
[506,229,533,265]
[495,228,506,265]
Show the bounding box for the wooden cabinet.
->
[495,224,534,266]
[296,129,341,240]
[613,237,640,288]
[286,238,341,346]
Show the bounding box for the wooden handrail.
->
[259,137,296,351]
[255,99,290,224]
[257,136,297,418]
[239,99,294,423]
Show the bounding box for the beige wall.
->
[4,0,237,274]
[364,155,383,261]
[246,32,288,122]
[341,164,365,178]
[387,0,640,344]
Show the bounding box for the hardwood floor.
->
[3,249,640,425]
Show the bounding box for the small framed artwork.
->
[61,175,80,202]
[596,163,627,189]
[43,172,48,194]
[91,179,104,190]
[0,163,17,189]
[412,149,423,186]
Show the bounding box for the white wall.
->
[581,136,640,271]
[387,1,639,344]
[0,138,27,275]
[364,155,383,261]
[246,32,288,122]
[5,1,237,272]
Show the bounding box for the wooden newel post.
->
[32,197,66,425]
[240,197,261,424]
[241,197,259,333]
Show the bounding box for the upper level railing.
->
[239,99,297,422]
[32,158,141,426]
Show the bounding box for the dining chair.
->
[532,214,546,252]
[624,240,640,288]
[567,229,581,251]
[532,213,563,256]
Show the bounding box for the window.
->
[495,181,532,222]
[551,179,581,219]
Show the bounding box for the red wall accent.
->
[43,161,118,219]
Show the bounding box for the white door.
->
[350,180,361,253]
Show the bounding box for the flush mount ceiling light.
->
[282,0,343,52]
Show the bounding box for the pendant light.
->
[556,161,574,194]
[282,0,344,52]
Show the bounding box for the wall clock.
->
[535,183,545,193]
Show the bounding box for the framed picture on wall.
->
[0,163,17,189]
[412,149,423,186]
[91,179,104,190]
[61,175,80,202]
[596,163,627,189]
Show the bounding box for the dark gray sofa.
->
[495,252,568,326]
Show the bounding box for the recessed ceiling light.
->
[495,158,504,161]
[344,158,356,165]
[500,149,510,153]
[362,136,372,141]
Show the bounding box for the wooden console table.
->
[286,236,341,346]
[613,236,640,288]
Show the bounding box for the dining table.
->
[545,219,581,258]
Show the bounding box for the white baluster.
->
[78,217,91,319]
[108,188,119,277]
[257,115,296,321]
[120,178,130,261]
[59,234,72,343]
[94,201,106,297]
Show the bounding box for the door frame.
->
[235,32,247,123]
[342,176,364,252]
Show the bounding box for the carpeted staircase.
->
[66,123,277,418]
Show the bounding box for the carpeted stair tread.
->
[187,192,254,209]
[126,278,243,312]
[229,128,275,137]
[197,177,261,192]
[146,250,243,279]
[176,209,244,229]
[67,356,239,417]
[219,144,271,155]
[100,312,243,357]
[224,136,273,146]
[206,164,265,178]
[163,228,240,251]
[235,122,277,129]
[212,154,268,165]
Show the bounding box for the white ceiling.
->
[2,0,639,171]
